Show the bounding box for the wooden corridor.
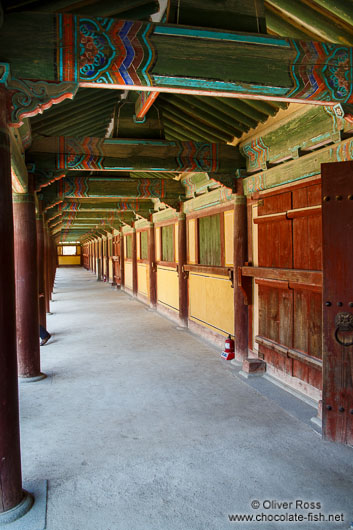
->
[18,267,353,530]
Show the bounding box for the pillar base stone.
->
[0,480,48,530]
[0,491,33,525]
[19,373,47,384]
[239,358,266,378]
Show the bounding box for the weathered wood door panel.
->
[257,216,293,268]
[254,181,323,390]
[322,162,353,445]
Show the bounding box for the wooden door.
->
[253,181,323,392]
[322,162,353,445]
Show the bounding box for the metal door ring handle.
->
[334,327,353,347]
[335,312,353,347]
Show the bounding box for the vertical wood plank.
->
[322,161,353,445]
[148,223,157,306]
[234,193,248,359]
[178,213,188,325]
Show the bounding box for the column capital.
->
[13,192,35,204]
[234,195,246,205]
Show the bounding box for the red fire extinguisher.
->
[221,334,235,361]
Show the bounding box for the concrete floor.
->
[19,268,353,530]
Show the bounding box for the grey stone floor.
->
[19,267,353,530]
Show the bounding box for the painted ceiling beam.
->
[40,176,184,211]
[28,137,242,174]
[1,13,353,128]
[56,211,137,223]
[58,199,155,213]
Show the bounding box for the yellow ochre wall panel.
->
[157,266,179,311]
[125,261,133,289]
[188,219,196,263]
[155,227,161,261]
[224,210,234,267]
[137,232,140,259]
[58,256,81,266]
[175,222,179,263]
[109,259,113,282]
[137,263,149,297]
[189,273,234,336]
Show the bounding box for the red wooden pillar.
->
[36,205,46,329]
[93,239,97,274]
[0,88,33,522]
[105,238,109,281]
[120,232,125,289]
[132,228,138,295]
[99,238,103,280]
[51,237,56,291]
[148,223,157,306]
[96,238,101,280]
[92,241,95,271]
[178,213,188,325]
[322,161,353,445]
[49,234,54,300]
[233,189,249,360]
[13,181,45,381]
[92,240,95,272]
[101,237,106,280]
[44,224,50,313]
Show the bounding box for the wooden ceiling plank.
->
[215,96,270,122]
[159,95,242,139]
[33,102,116,135]
[310,0,353,28]
[159,102,233,143]
[265,5,315,39]
[265,0,353,44]
[161,111,227,144]
[162,118,204,142]
[30,90,118,125]
[172,94,249,133]
[193,96,257,129]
